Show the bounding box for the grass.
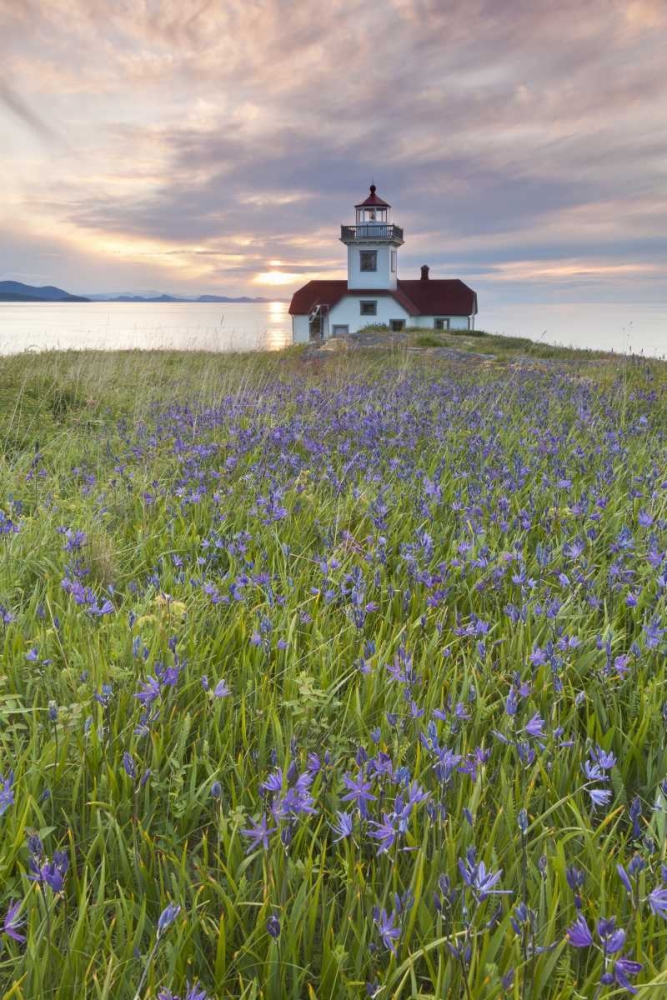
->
[358,324,623,362]
[0,346,666,998]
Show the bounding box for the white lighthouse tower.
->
[340,185,404,291]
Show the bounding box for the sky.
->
[1,0,666,333]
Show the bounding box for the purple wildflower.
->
[2,901,25,943]
[612,956,643,993]
[458,854,510,902]
[135,675,161,707]
[368,813,399,854]
[647,887,667,920]
[241,814,276,852]
[341,771,376,816]
[156,902,181,938]
[588,788,612,809]
[331,811,354,842]
[524,713,546,738]
[374,907,401,954]
[566,915,594,948]
[0,771,15,816]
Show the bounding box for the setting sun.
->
[253,270,301,287]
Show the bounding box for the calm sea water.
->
[0,301,292,355]
[0,300,664,357]
[484,302,666,359]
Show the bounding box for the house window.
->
[390,319,405,332]
[360,301,377,316]
[359,250,377,272]
[434,318,450,330]
[332,325,349,336]
[391,251,397,273]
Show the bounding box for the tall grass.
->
[0,348,665,998]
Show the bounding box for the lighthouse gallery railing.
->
[340,224,404,241]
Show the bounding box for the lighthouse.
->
[289,185,477,342]
[340,184,404,291]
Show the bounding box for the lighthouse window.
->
[360,301,377,316]
[359,250,377,272]
[391,251,397,272]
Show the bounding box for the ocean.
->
[0,300,664,357]
[0,301,292,355]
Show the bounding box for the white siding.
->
[328,296,411,333]
[409,316,471,330]
[292,315,310,344]
[347,244,398,290]
[292,302,474,344]
[450,316,470,330]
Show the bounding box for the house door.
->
[309,314,322,340]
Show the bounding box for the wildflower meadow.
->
[0,346,666,999]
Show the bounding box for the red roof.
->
[289,278,477,317]
[398,279,477,317]
[355,184,391,208]
[289,280,348,316]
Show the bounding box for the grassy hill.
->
[0,346,665,999]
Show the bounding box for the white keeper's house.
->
[289,185,478,343]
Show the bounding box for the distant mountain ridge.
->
[0,281,282,303]
[89,293,281,303]
[0,281,89,302]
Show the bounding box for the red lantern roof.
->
[355,184,391,208]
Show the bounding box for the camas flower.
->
[566,914,633,970]
[29,849,69,894]
[213,679,230,698]
[373,907,401,954]
[587,788,612,809]
[340,772,376,816]
[135,676,161,707]
[156,902,181,938]
[524,713,546,738]
[2,901,25,943]
[566,915,594,948]
[122,752,137,780]
[158,985,208,1000]
[368,813,399,854]
[458,853,510,902]
[597,917,626,955]
[647,887,667,920]
[0,771,15,816]
[331,811,354,842]
[610,956,643,994]
[241,814,276,852]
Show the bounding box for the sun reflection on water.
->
[263,300,291,350]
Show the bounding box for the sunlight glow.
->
[253,271,302,286]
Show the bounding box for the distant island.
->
[0,281,89,302]
[0,281,282,304]
[89,294,281,303]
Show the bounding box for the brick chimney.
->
[420,264,430,280]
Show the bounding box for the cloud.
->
[0,0,665,305]
[0,78,59,141]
